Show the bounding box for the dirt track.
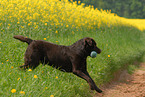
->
[95,63,145,97]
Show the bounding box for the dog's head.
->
[83,37,101,55]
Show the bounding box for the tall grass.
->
[0,0,145,97]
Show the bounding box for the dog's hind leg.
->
[21,51,40,70]
[28,52,40,69]
[19,64,29,69]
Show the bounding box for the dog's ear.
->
[84,38,93,46]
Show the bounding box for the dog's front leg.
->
[72,68,102,93]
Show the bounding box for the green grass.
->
[0,18,145,97]
[127,65,138,74]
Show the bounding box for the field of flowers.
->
[1,0,145,33]
[126,19,145,31]
[0,0,145,97]
[1,0,144,32]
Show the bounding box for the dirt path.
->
[95,63,145,97]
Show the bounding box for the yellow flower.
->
[45,87,48,89]
[42,71,44,73]
[55,30,58,34]
[34,22,37,25]
[78,1,81,4]
[2,63,3,64]
[45,23,47,25]
[7,60,9,62]
[17,78,20,81]
[28,23,31,26]
[34,75,38,78]
[56,41,58,42]
[28,69,32,71]
[50,95,54,97]
[55,76,58,79]
[108,55,110,57]
[11,89,16,93]
[66,25,69,27]
[20,91,25,94]
[44,38,46,40]
[21,26,24,28]
[11,66,14,69]
[0,42,2,43]
[35,25,38,29]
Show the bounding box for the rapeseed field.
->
[1,0,144,31]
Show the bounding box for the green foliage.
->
[73,0,145,18]
[127,65,138,74]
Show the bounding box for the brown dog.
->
[14,35,102,93]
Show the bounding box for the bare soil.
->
[95,63,145,97]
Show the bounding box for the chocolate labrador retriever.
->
[14,35,102,93]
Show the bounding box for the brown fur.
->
[14,35,102,93]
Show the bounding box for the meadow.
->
[0,0,145,97]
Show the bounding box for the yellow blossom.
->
[34,75,38,78]
[66,25,69,27]
[34,22,36,25]
[17,78,20,81]
[0,42,2,43]
[44,38,46,40]
[28,23,31,26]
[11,66,14,69]
[78,1,81,4]
[108,55,110,57]
[20,91,25,94]
[28,69,32,71]
[50,95,54,97]
[55,30,58,34]
[56,76,58,79]
[11,89,16,93]
[35,25,38,29]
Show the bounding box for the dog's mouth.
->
[97,49,101,54]
[94,47,101,54]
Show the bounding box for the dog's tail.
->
[13,35,33,45]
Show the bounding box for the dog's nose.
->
[98,49,101,54]
[96,48,101,54]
